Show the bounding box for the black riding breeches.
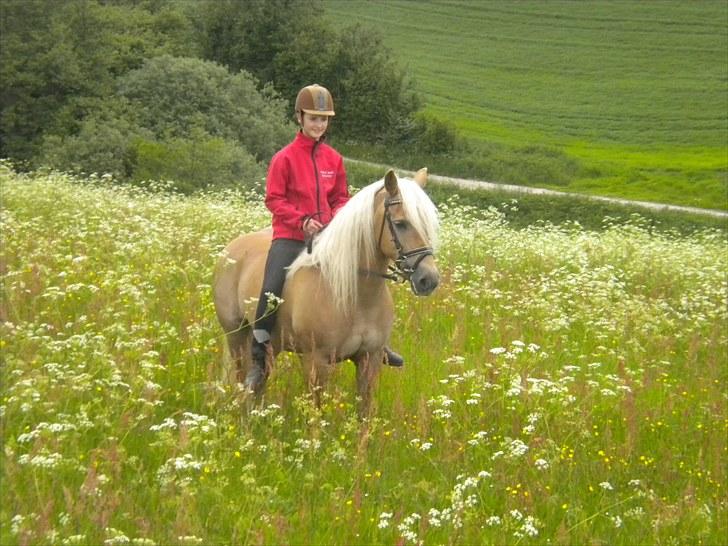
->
[253,238,305,340]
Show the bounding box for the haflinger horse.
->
[213,168,439,416]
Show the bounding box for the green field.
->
[326,0,728,209]
[2,166,726,544]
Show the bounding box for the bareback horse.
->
[213,168,440,415]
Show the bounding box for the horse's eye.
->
[393,220,408,229]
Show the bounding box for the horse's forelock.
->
[396,178,440,250]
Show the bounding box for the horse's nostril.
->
[414,273,438,295]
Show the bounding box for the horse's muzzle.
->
[410,259,439,296]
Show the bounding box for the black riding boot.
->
[383,346,404,367]
[244,340,270,395]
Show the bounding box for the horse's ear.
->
[414,167,428,188]
[384,169,399,196]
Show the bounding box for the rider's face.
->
[298,113,330,141]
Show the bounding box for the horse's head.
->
[377,168,440,296]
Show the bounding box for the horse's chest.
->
[340,323,388,358]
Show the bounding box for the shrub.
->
[39,56,291,188]
[39,102,152,179]
[412,113,459,156]
[131,134,265,193]
[117,55,292,162]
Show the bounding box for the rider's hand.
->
[303,217,323,236]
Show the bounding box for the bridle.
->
[371,192,434,285]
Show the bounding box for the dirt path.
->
[347,159,728,219]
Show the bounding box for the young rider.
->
[246,84,404,389]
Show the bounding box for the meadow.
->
[325,0,728,210]
[1,164,727,545]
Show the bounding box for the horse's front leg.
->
[304,351,334,409]
[354,349,383,419]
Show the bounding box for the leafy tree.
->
[323,24,420,144]
[116,55,292,161]
[193,0,420,145]
[0,0,198,163]
[40,99,151,179]
[41,56,292,190]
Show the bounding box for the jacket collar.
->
[295,130,326,149]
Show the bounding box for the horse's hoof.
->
[243,365,268,396]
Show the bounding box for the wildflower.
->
[506,374,522,397]
[599,481,614,491]
[104,527,130,546]
[428,508,442,527]
[521,516,540,537]
[377,511,393,529]
[534,458,549,470]
[149,417,177,432]
[444,355,465,365]
[490,347,507,355]
[62,536,88,545]
[177,537,203,546]
[18,452,64,469]
[506,439,529,459]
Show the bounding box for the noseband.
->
[373,193,434,284]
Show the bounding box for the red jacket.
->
[265,131,349,241]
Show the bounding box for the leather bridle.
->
[373,193,434,285]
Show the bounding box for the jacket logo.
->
[320,170,335,178]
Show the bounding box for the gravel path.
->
[347,159,728,219]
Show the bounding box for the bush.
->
[412,113,458,155]
[39,102,152,179]
[118,55,292,162]
[39,55,292,188]
[131,134,265,193]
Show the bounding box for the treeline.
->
[0,0,454,192]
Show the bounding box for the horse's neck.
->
[355,249,390,300]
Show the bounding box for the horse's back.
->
[213,228,272,330]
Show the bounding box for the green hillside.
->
[325,0,728,209]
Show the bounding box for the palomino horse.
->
[213,168,439,415]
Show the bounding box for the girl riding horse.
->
[248,84,404,391]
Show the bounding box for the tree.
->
[0,0,199,163]
[40,56,293,191]
[194,0,421,145]
[116,55,291,161]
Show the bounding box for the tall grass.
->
[2,166,726,545]
[325,0,728,210]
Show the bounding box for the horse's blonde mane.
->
[287,176,439,313]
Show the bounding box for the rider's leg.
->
[247,238,305,389]
[383,346,404,367]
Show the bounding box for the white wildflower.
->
[534,458,549,470]
[377,511,393,529]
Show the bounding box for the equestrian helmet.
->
[295,84,335,116]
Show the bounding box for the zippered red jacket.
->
[265,131,349,241]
